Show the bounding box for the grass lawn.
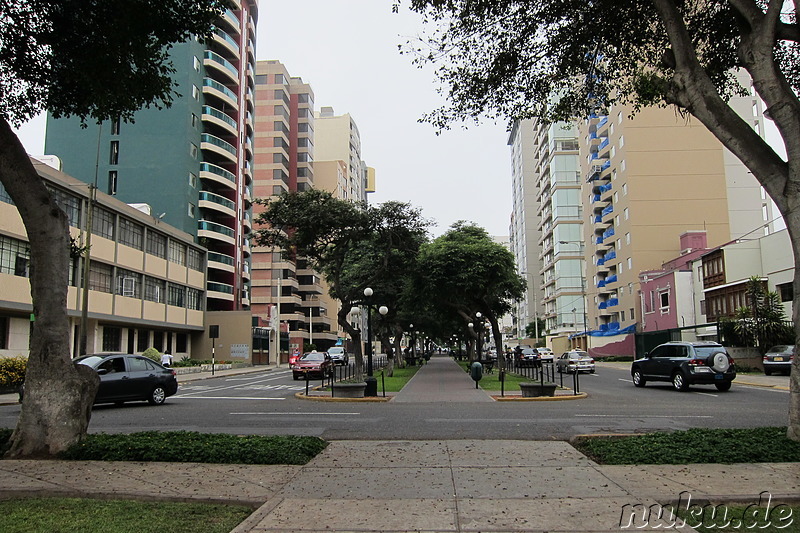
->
[0,498,252,533]
[376,364,420,392]
[573,426,800,464]
[457,361,568,392]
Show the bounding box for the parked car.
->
[630,341,736,392]
[327,346,349,366]
[556,350,595,373]
[74,353,178,405]
[289,352,302,367]
[517,348,540,368]
[763,345,794,375]
[292,351,334,380]
[535,347,554,364]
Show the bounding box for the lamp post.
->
[409,323,415,360]
[363,287,388,397]
[475,312,484,361]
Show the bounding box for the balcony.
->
[212,26,240,57]
[201,133,237,164]
[221,9,240,35]
[207,281,235,301]
[207,251,235,273]
[198,219,235,245]
[199,191,235,217]
[601,204,614,218]
[199,162,236,190]
[242,239,251,257]
[202,78,238,110]
[202,105,238,137]
[242,212,252,233]
[204,50,239,84]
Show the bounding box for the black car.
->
[75,353,179,405]
[631,341,736,392]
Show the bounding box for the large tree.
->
[0,0,225,457]
[253,190,431,380]
[397,0,800,439]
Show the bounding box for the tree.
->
[0,0,225,457]
[412,222,525,372]
[397,0,800,440]
[253,190,431,380]
[525,319,546,343]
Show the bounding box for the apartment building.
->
[44,0,258,314]
[251,60,334,358]
[580,87,774,356]
[0,159,207,359]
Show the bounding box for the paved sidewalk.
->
[392,355,494,402]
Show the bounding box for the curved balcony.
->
[221,9,241,37]
[243,161,252,185]
[198,220,236,246]
[207,251,235,273]
[201,133,237,164]
[199,191,235,217]
[212,26,240,57]
[241,264,251,281]
[199,162,236,190]
[244,136,253,158]
[242,239,251,257]
[202,105,238,137]
[242,212,252,233]
[207,281,235,302]
[202,78,238,110]
[204,50,239,85]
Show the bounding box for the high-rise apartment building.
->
[251,60,334,357]
[580,91,774,353]
[44,1,258,313]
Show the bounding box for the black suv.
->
[631,341,736,392]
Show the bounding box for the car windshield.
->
[767,345,793,353]
[570,352,588,359]
[74,356,106,368]
[328,348,344,354]
[301,353,325,361]
[522,349,536,355]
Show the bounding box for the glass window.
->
[152,330,164,352]
[101,327,122,352]
[118,218,143,250]
[189,172,197,188]
[188,203,195,218]
[109,141,119,165]
[187,288,203,310]
[147,231,167,258]
[107,171,118,195]
[187,248,203,271]
[0,235,30,277]
[298,93,309,103]
[168,241,186,265]
[91,206,115,240]
[110,118,120,135]
[168,283,185,307]
[255,74,267,84]
[0,182,14,205]
[88,262,113,293]
[274,73,285,84]
[144,276,166,303]
[116,268,142,298]
[176,333,188,353]
[46,186,81,227]
[137,329,150,352]
[190,143,198,159]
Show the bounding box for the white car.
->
[556,350,595,373]
[327,346,349,365]
[535,347,554,363]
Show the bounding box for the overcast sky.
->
[13,0,513,237]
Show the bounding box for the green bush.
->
[141,347,161,363]
[58,431,328,465]
[573,427,800,465]
[0,357,27,389]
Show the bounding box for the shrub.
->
[141,347,161,363]
[59,431,328,465]
[0,357,27,389]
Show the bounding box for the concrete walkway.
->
[0,359,797,531]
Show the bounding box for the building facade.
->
[44,0,258,314]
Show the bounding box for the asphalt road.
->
[0,363,790,440]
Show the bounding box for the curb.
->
[294,392,392,402]
[494,392,588,401]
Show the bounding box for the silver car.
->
[556,350,595,374]
[327,346,349,365]
[763,345,794,375]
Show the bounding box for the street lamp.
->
[409,323,415,360]
[363,287,388,397]
[475,312,484,361]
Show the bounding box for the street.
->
[0,363,790,440]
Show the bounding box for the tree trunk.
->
[0,119,99,458]
[337,306,363,381]
[392,325,404,368]
[487,314,507,374]
[786,206,800,441]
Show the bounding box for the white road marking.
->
[174,396,285,400]
[230,412,360,416]
[178,375,296,396]
[574,414,713,418]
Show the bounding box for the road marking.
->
[173,396,285,400]
[696,392,718,398]
[574,414,713,418]
[178,375,296,397]
[230,412,361,416]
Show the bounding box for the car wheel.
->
[764,368,772,376]
[715,382,732,392]
[671,372,689,392]
[708,351,730,373]
[293,373,299,380]
[632,369,646,387]
[590,369,595,374]
[148,386,167,405]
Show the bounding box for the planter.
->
[519,382,557,398]
[332,382,367,398]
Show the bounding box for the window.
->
[108,171,118,195]
[190,143,198,159]
[778,282,793,302]
[188,203,195,218]
[0,182,14,205]
[146,231,167,258]
[254,74,268,84]
[274,73,285,84]
[627,257,632,270]
[298,123,309,133]
[621,160,626,172]
[297,152,310,162]
[621,310,625,321]
[175,333,188,353]
[168,283,185,307]
[188,248,203,271]
[168,241,186,265]
[102,327,122,352]
[109,141,119,165]
[118,218,143,250]
[630,307,635,320]
[272,185,286,195]
[619,135,624,147]
[0,317,8,349]
[88,262,113,293]
[660,291,670,310]
[152,330,164,352]
[91,206,115,240]
[193,56,200,71]
[0,235,30,277]
[187,288,203,310]
[137,329,150,352]
[110,118,120,135]
[624,207,629,220]
[622,183,628,195]
[192,85,200,100]
[116,268,141,298]
[144,276,166,303]
[298,93,309,104]
[189,172,197,188]
[297,167,309,177]
[47,186,81,227]
[191,113,198,128]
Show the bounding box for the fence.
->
[298,355,389,397]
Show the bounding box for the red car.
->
[289,352,301,367]
[292,352,334,380]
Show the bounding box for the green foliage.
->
[58,431,328,465]
[573,427,800,465]
[0,497,252,533]
[141,347,161,363]
[376,365,420,392]
[0,356,26,388]
[525,319,546,339]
